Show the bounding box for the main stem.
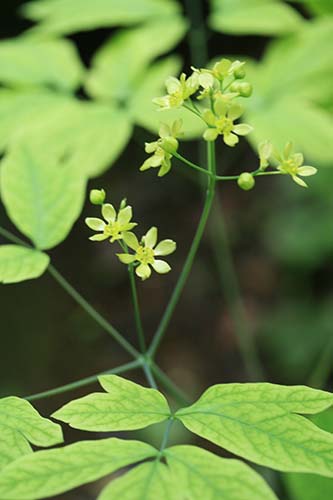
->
[128,264,146,352]
[148,142,216,358]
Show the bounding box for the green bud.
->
[237,172,255,191]
[89,188,106,205]
[161,136,179,154]
[234,66,246,79]
[230,81,253,97]
[119,197,127,209]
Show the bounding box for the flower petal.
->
[233,124,253,136]
[85,217,106,231]
[292,175,308,188]
[118,206,132,225]
[136,263,151,280]
[123,231,139,250]
[154,239,176,256]
[158,159,171,177]
[165,76,180,94]
[117,253,137,264]
[203,128,219,141]
[152,260,171,274]
[89,234,109,241]
[159,123,171,138]
[102,204,116,222]
[223,132,239,147]
[145,141,158,154]
[144,227,158,248]
[228,103,243,120]
[293,152,304,167]
[297,166,317,177]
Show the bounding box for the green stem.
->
[25,359,142,402]
[216,171,282,181]
[48,264,139,359]
[209,201,265,380]
[143,362,158,389]
[173,151,211,176]
[308,337,333,388]
[151,363,190,405]
[0,226,28,246]
[159,418,174,454]
[148,142,217,358]
[128,263,146,352]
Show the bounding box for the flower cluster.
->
[85,190,176,280]
[258,141,317,187]
[140,120,182,177]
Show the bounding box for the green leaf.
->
[210,0,304,36]
[99,461,180,500]
[0,397,63,470]
[0,145,86,250]
[292,0,333,15]
[165,445,278,500]
[0,37,83,90]
[53,375,171,431]
[176,383,333,475]
[284,409,333,499]
[0,245,49,284]
[130,56,204,140]
[85,18,187,101]
[22,0,181,35]
[0,438,156,499]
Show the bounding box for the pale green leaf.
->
[130,56,204,140]
[165,445,278,500]
[176,383,333,475]
[85,18,187,101]
[0,397,63,470]
[0,145,86,250]
[210,0,304,36]
[0,438,156,499]
[99,461,180,500]
[0,245,49,284]
[0,37,83,90]
[22,0,180,34]
[53,374,171,431]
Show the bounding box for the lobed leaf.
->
[99,460,180,500]
[0,438,156,499]
[0,37,83,90]
[0,245,49,284]
[22,0,180,34]
[0,145,86,250]
[165,445,278,500]
[176,383,333,476]
[0,397,63,470]
[210,0,304,36]
[53,374,171,431]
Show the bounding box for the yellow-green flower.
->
[153,72,199,109]
[202,101,253,146]
[117,227,176,280]
[85,203,137,243]
[275,142,317,188]
[140,120,182,177]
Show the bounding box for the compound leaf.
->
[0,397,63,470]
[0,145,86,250]
[0,36,83,91]
[176,383,333,476]
[53,375,171,431]
[99,461,180,500]
[210,0,304,36]
[22,0,180,35]
[0,245,49,284]
[0,438,156,499]
[165,445,278,500]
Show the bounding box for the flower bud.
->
[89,188,106,205]
[234,66,246,79]
[237,172,255,191]
[230,81,253,97]
[161,136,179,154]
[119,198,127,209]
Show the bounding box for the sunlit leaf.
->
[0,145,86,250]
[0,245,49,284]
[22,0,181,34]
[0,397,62,470]
[0,438,156,499]
[53,375,171,431]
[210,0,304,36]
[165,445,278,500]
[176,383,333,475]
[0,37,83,90]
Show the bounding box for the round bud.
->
[237,173,255,191]
[89,188,106,205]
[161,136,179,154]
[229,81,253,97]
[234,66,246,79]
[119,198,127,209]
